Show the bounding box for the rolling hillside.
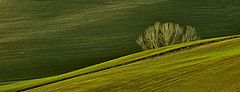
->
[1,0,240,86]
[26,36,240,92]
[0,35,239,92]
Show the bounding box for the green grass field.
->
[0,35,239,92]
[25,36,240,92]
[1,0,240,88]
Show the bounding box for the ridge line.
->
[20,35,240,92]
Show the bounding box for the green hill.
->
[26,36,240,92]
[1,0,240,86]
[0,35,239,92]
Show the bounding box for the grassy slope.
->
[0,35,239,92]
[26,37,240,92]
[1,0,240,85]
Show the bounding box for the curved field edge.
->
[0,35,240,92]
[28,37,240,92]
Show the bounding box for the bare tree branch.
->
[137,22,200,50]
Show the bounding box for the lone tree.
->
[136,22,200,50]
